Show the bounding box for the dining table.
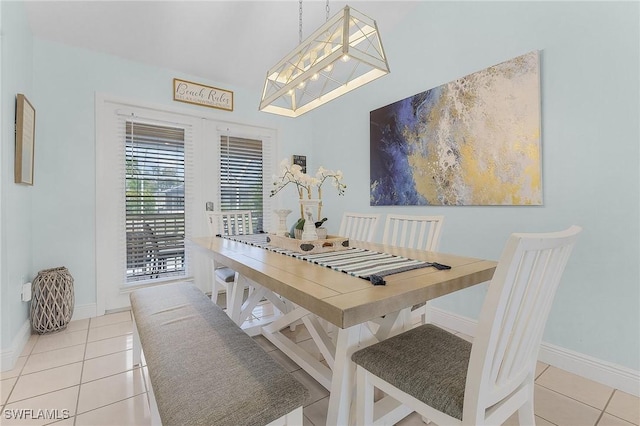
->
[189,234,497,426]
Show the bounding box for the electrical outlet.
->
[21,282,32,302]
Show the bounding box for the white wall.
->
[309,1,639,371]
[1,0,34,359]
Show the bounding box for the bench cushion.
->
[130,283,308,426]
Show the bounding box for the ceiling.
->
[24,1,418,92]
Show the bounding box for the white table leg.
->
[263,307,334,389]
[326,325,360,426]
[227,274,288,335]
[226,273,246,324]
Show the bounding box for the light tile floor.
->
[1,304,638,426]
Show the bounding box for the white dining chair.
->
[382,214,445,325]
[352,226,582,426]
[338,212,380,242]
[382,214,444,251]
[205,210,253,305]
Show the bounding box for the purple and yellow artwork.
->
[370,51,542,206]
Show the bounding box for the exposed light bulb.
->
[324,63,334,72]
[341,54,350,62]
[288,89,295,96]
[311,73,320,81]
[297,81,306,89]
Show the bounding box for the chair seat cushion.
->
[351,324,471,420]
[215,266,236,283]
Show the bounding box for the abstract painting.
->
[370,51,542,206]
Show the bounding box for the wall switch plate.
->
[21,282,32,302]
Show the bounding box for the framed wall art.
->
[292,154,307,173]
[15,93,36,185]
[370,51,542,206]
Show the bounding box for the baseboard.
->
[427,306,640,397]
[427,305,477,337]
[71,303,97,321]
[0,319,31,372]
[538,342,640,397]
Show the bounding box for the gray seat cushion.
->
[130,283,308,426]
[215,266,236,283]
[351,324,471,420]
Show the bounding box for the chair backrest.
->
[382,214,444,251]
[338,212,380,242]
[464,226,582,423]
[205,210,254,236]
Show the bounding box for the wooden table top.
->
[189,236,497,329]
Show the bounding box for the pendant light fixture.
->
[259,1,390,118]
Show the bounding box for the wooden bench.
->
[130,283,308,426]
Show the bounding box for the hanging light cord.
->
[299,0,303,44]
[298,0,329,44]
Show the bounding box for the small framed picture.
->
[292,155,306,173]
[15,94,35,185]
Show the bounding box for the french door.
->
[96,95,276,313]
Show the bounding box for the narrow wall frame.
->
[15,93,36,185]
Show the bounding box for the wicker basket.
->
[30,267,74,334]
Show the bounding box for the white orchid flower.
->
[270,158,346,200]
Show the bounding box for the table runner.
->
[220,234,450,285]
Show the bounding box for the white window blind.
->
[220,136,264,232]
[125,121,186,282]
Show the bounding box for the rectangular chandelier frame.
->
[259,6,390,118]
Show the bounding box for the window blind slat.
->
[220,136,264,232]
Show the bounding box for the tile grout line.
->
[18,344,86,376]
[72,317,93,426]
[77,312,144,419]
[76,309,151,420]
[535,382,615,413]
[75,387,148,418]
[10,337,132,380]
[535,414,560,426]
[535,363,550,381]
[2,332,39,408]
[593,389,620,426]
[4,328,86,409]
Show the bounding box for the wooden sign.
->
[173,78,233,111]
